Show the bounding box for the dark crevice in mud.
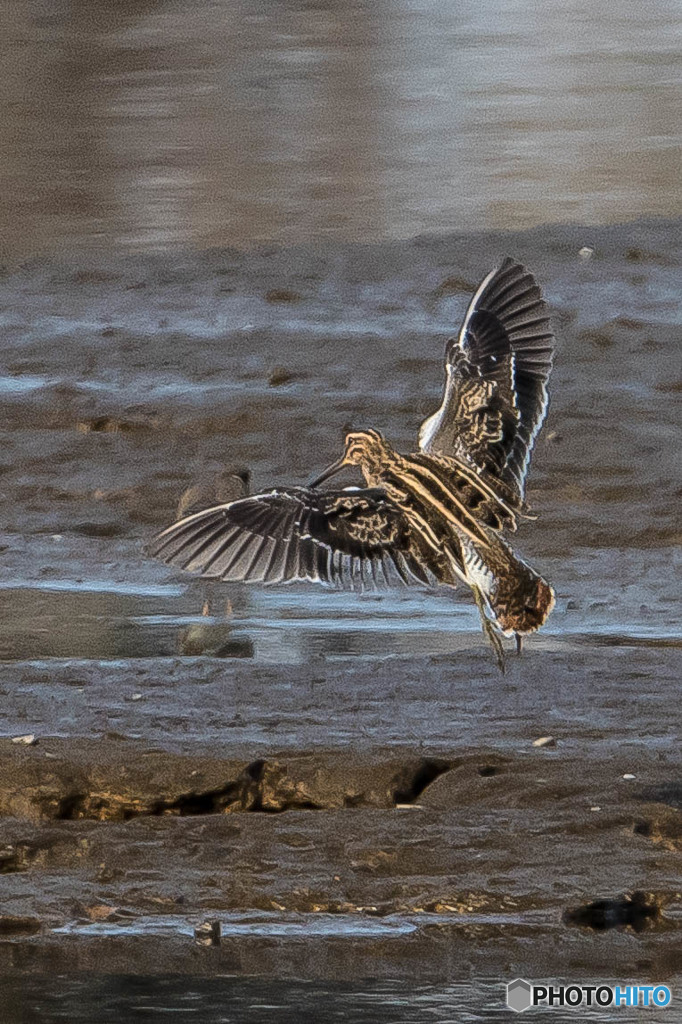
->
[147,759,265,818]
[146,760,323,818]
[343,794,366,808]
[0,844,34,874]
[146,783,242,818]
[563,891,665,933]
[24,757,462,822]
[55,792,89,821]
[633,812,682,851]
[36,759,337,822]
[0,916,42,937]
[391,758,452,805]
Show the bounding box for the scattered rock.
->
[532,736,556,749]
[194,920,221,946]
[268,366,300,388]
[0,845,33,874]
[76,415,158,434]
[12,734,38,746]
[350,849,396,873]
[84,903,119,922]
[578,246,594,260]
[265,288,302,303]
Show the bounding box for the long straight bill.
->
[309,455,347,488]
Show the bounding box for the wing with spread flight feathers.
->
[148,487,457,591]
[418,258,554,500]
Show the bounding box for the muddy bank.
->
[1,648,682,982]
[0,219,680,1000]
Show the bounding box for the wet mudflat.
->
[0,218,680,1017]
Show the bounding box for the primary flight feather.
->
[149,259,556,668]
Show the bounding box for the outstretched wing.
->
[419,258,554,499]
[148,487,456,591]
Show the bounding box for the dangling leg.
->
[515,633,523,655]
[471,584,506,673]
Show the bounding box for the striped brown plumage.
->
[149,258,556,667]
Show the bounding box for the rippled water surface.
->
[1,0,681,258]
[3,975,677,1024]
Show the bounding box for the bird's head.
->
[309,429,387,486]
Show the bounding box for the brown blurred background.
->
[1,0,680,261]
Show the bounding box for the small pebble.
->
[578,246,594,260]
[12,734,37,746]
[131,693,143,702]
[590,806,601,812]
[532,736,556,748]
[622,773,636,780]
[85,904,118,922]
[194,920,221,946]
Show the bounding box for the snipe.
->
[149,259,556,668]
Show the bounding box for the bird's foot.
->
[472,585,506,673]
[484,617,506,673]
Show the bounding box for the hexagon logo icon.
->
[507,978,533,1013]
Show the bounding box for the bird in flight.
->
[149,258,555,668]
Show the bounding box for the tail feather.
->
[461,535,554,637]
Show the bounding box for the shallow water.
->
[0,217,680,662]
[1,0,681,258]
[2,975,676,1024]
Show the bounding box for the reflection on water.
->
[0,0,680,258]
[1,975,675,1024]
[0,570,678,663]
